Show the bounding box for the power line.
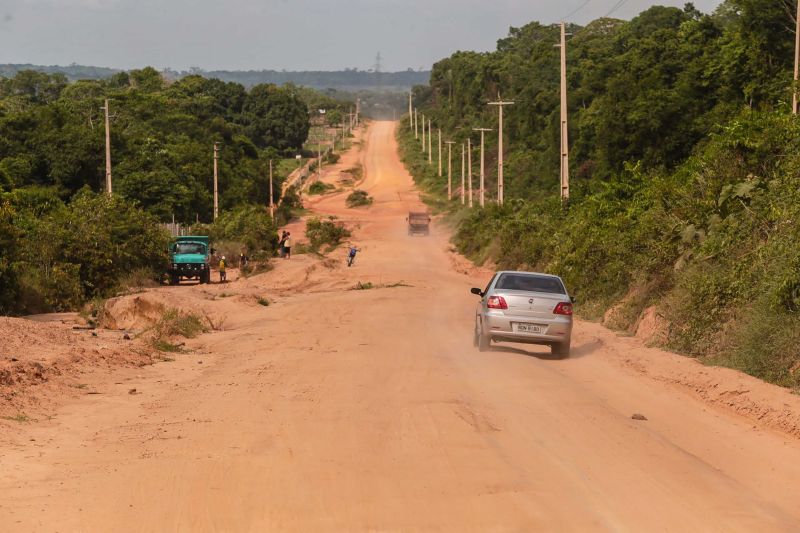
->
[561,0,592,22]
[604,0,630,18]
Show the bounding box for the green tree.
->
[242,84,310,151]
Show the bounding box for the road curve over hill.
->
[2,121,800,532]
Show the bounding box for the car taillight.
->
[553,302,573,315]
[487,296,508,310]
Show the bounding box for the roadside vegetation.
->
[149,308,207,352]
[305,216,351,253]
[308,181,335,195]
[346,189,372,208]
[0,68,349,314]
[404,0,800,388]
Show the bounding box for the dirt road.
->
[3,121,800,531]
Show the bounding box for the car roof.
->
[495,270,563,280]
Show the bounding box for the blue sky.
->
[0,0,724,71]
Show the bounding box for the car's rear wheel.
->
[475,319,491,352]
[551,339,571,358]
[169,274,180,286]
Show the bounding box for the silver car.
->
[471,271,574,357]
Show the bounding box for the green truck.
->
[167,236,211,285]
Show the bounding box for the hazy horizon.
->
[1,0,723,72]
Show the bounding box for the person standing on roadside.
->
[219,255,227,283]
[279,230,288,258]
[283,232,292,260]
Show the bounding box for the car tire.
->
[169,274,180,286]
[476,319,491,352]
[551,340,571,358]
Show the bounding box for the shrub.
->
[117,267,162,293]
[346,189,373,208]
[346,164,363,181]
[150,309,207,351]
[305,216,351,252]
[0,202,19,313]
[308,181,335,195]
[200,204,278,255]
[9,190,169,313]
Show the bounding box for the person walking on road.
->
[219,255,227,283]
[283,233,292,260]
[347,245,360,267]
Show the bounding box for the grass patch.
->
[2,413,30,423]
[149,309,208,351]
[346,189,373,208]
[345,164,364,181]
[241,261,273,277]
[277,157,306,176]
[79,297,106,326]
[308,181,335,195]
[153,339,183,352]
[351,281,374,290]
[257,297,270,306]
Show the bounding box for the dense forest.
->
[0,67,351,314]
[0,64,430,91]
[404,0,800,388]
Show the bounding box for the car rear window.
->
[495,273,566,294]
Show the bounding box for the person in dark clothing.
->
[347,245,360,267]
[283,232,292,259]
[279,231,288,258]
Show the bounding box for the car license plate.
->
[513,323,544,334]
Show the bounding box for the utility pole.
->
[557,21,570,201]
[488,98,514,205]
[269,159,274,219]
[473,128,492,207]
[102,99,112,195]
[467,137,473,208]
[428,120,433,164]
[318,140,322,179]
[794,0,800,114]
[414,108,419,138]
[438,129,443,177]
[445,141,455,200]
[355,98,360,127]
[461,143,466,205]
[408,92,413,127]
[213,142,220,220]
[422,113,426,152]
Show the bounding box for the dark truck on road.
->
[167,236,211,285]
[407,211,431,236]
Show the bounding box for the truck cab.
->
[168,236,211,285]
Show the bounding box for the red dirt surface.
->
[2,122,800,531]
